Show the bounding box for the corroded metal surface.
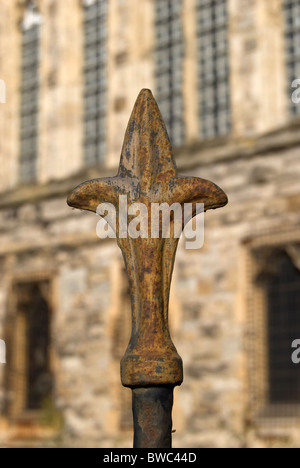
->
[132,387,173,448]
[67,89,228,447]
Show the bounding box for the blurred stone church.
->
[0,0,300,448]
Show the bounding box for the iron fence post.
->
[67,89,228,448]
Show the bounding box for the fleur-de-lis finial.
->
[67,89,228,447]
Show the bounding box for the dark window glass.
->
[83,0,108,165]
[266,250,300,404]
[154,0,185,147]
[196,0,231,138]
[283,0,300,116]
[20,23,40,183]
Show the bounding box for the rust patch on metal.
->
[132,387,174,448]
[67,89,228,389]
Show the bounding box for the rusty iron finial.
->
[67,89,228,448]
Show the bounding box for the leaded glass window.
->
[19,6,40,183]
[246,233,300,425]
[196,0,231,139]
[283,0,300,116]
[83,0,108,166]
[154,0,185,147]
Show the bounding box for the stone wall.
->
[0,0,155,189]
[0,0,292,189]
[0,0,300,449]
[173,128,300,448]
[0,121,299,447]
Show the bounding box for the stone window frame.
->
[244,227,300,434]
[283,0,300,117]
[83,0,108,166]
[196,0,231,139]
[19,3,41,184]
[4,271,55,423]
[154,0,185,147]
